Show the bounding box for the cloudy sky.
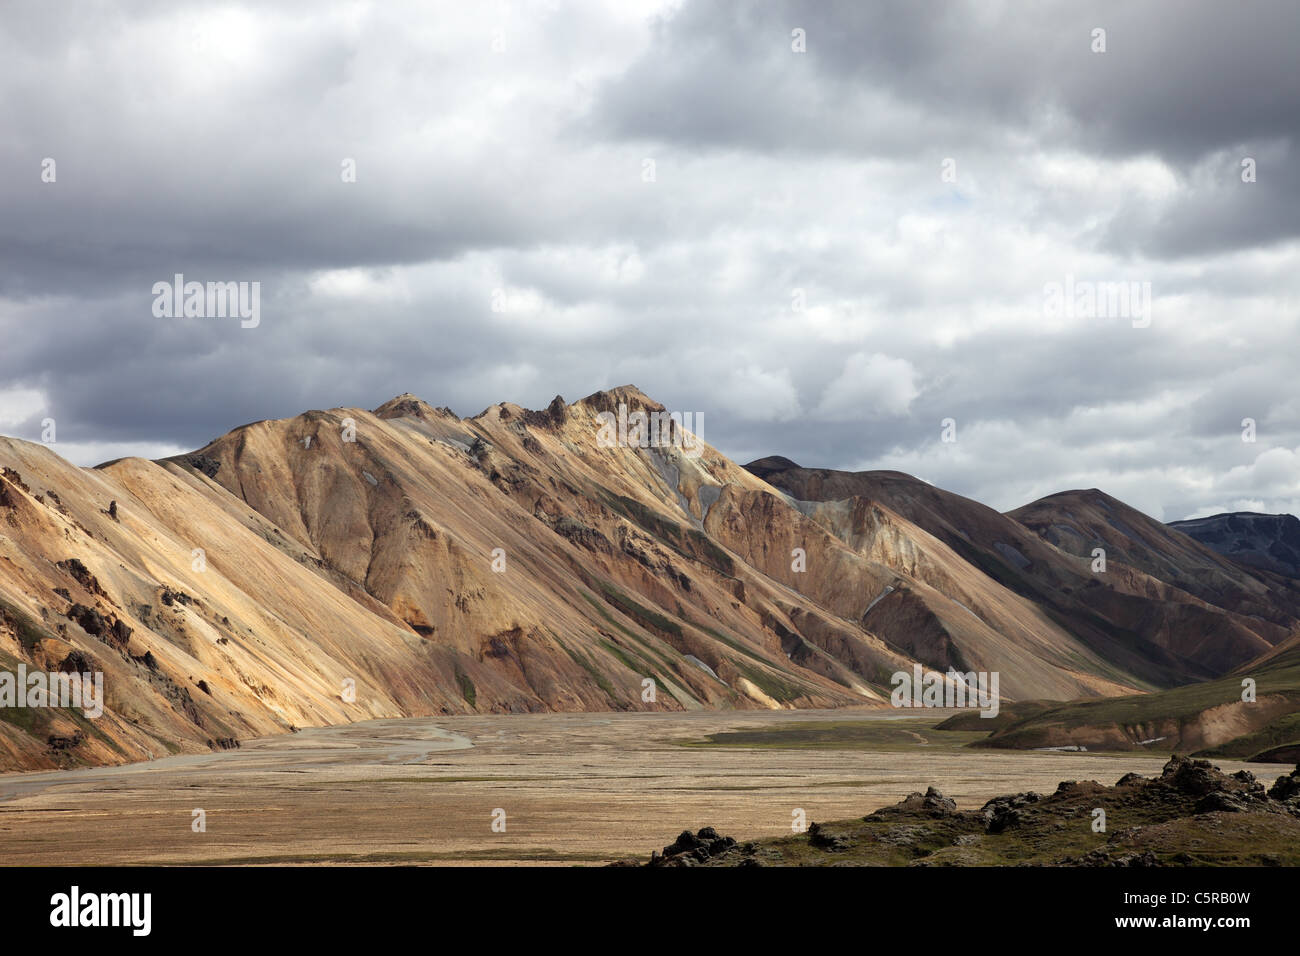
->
[2,0,1297,521]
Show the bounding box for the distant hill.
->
[1169,512,1300,578]
[939,634,1300,762]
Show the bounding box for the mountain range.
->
[1,386,1297,771]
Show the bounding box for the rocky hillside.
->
[1013,491,1300,634]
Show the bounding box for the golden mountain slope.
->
[0,387,1206,771]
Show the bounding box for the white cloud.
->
[0,388,44,429]
[816,353,919,420]
[716,365,801,423]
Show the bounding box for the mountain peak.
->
[575,385,664,415]
[744,456,802,478]
[373,393,454,421]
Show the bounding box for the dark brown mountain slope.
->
[1011,490,1300,632]
[746,460,1289,684]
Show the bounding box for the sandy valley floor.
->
[0,709,1264,865]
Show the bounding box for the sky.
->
[1,0,1297,522]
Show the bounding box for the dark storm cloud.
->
[0,0,1296,521]
[589,0,1300,255]
[591,0,1300,161]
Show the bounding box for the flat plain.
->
[0,708,1264,865]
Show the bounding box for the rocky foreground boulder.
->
[626,827,738,867]
[618,757,1300,867]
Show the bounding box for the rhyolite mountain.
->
[1,389,1296,771]
[751,459,1300,759]
[1012,492,1300,631]
[749,460,1299,682]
